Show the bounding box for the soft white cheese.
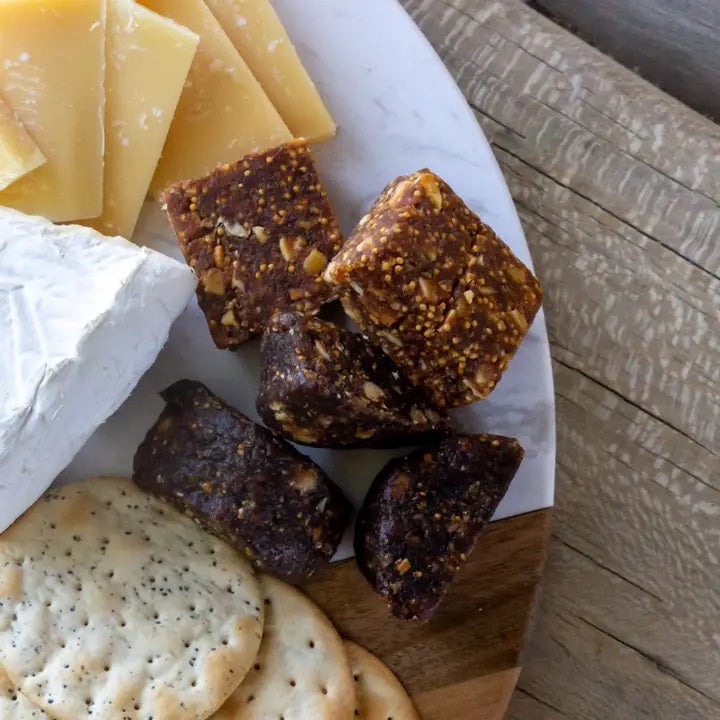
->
[0,206,196,531]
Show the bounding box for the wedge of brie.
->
[0,206,196,531]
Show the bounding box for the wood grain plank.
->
[399,1,720,717]
[301,509,551,702]
[531,0,720,121]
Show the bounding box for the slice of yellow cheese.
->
[0,95,46,192]
[86,0,199,239]
[0,0,106,222]
[204,0,335,143]
[140,0,291,196]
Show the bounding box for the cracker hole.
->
[247,695,255,703]
[308,640,315,649]
[289,679,296,687]
[191,681,197,688]
[353,674,359,682]
[253,663,261,671]
[321,687,328,695]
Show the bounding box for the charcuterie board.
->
[0,1,554,718]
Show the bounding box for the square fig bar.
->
[162,139,343,348]
[324,170,542,407]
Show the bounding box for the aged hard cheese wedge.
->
[0,207,196,533]
[0,96,45,192]
[204,0,335,141]
[140,0,291,195]
[0,0,105,221]
[86,0,199,238]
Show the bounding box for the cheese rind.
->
[0,0,106,222]
[205,0,336,142]
[140,0,292,196]
[87,0,199,239]
[0,95,45,192]
[0,207,196,533]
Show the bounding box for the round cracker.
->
[346,642,419,720]
[213,574,355,720]
[0,667,49,719]
[0,478,264,720]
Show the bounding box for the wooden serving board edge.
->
[302,507,552,720]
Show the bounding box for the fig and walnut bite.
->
[162,139,343,349]
[324,170,542,407]
[355,434,524,621]
[257,312,449,448]
[133,380,352,580]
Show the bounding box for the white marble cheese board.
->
[60,0,556,558]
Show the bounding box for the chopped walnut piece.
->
[221,309,239,327]
[279,236,295,261]
[303,248,327,275]
[202,268,225,295]
[363,381,385,402]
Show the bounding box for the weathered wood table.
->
[395,0,720,717]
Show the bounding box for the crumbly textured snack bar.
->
[257,312,449,448]
[133,380,352,579]
[324,170,542,407]
[163,139,343,348]
[355,434,524,620]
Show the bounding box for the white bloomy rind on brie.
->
[0,206,196,531]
